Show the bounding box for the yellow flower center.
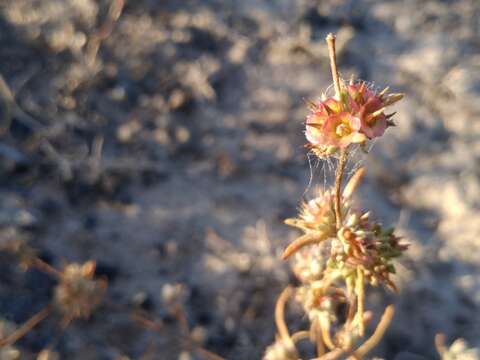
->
[336,123,351,137]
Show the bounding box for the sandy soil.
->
[0,0,479,359]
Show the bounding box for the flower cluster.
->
[286,172,406,345]
[287,187,408,292]
[306,81,403,157]
[54,261,107,319]
[331,214,408,291]
[282,189,339,260]
[286,189,338,236]
[283,176,408,289]
[264,165,407,359]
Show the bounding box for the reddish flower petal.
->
[305,113,327,145]
[348,114,361,131]
[363,115,387,138]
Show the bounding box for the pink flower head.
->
[306,99,364,149]
[305,81,402,155]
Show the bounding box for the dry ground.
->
[0,0,479,359]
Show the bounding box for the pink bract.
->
[347,84,388,139]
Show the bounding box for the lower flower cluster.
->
[263,169,408,359]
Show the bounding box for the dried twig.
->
[0,74,14,135]
[131,312,164,333]
[326,34,342,100]
[195,347,226,360]
[0,306,52,347]
[133,304,226,360]
[86,0,125,66]
[1,67,99,185]
[31,257,63,279]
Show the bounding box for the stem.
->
[351,305,395,359]
[316,334,326,357]
[0,306,52,347]
[327,32,348,229]
[275,287,294,347]
[334,149,348,230]
[32,257,63,279]
[132,310,225,360]
[346,293,357,325]
[356,268,365,337]
[326,33,342,99]
[320,319,335,350]
[434,333,447,356]
[310,320,326,357]
[195,347,226,360]
[316,348,345,360]
[291,330,310,343]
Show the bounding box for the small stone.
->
[178,351,192,360]
[175,126,190,144]
[117,121,141,143]
[169,89,187,110]
[161,283,184,305]
[37,349,59,360]
[131,291,154,311]
[0,347,20,360]
[109,86,126,101]
[190,326,207,344]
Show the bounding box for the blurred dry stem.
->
[0,242,107,352]
[0,306,52,348]
[133,299,225,360]
[86,0,125,67]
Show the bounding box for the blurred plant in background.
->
[0,235,106,358]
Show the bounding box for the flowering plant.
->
[264,33,407,360]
